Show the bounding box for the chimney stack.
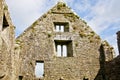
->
[117,31,120,54]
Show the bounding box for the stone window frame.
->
[55,40,73,57]
[35,61,44,78]
[54,22,69,32]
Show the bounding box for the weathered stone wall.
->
[102,41,114,61]
[0,1,115,80]
[13,43,21,80]
[103,31,120,80]
[0,0,15,80]
[0,0,3,31]
[94,35,120,80]
[105,55,120,80]
[16,2,107,80]
[104,31,120,80]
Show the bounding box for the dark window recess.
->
[19,76,23,80]
[55,40,73,57]
[2,14,9,30]
[83,77,89,80]
[54,22,69,32]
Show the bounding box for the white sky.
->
[5,0,120,55]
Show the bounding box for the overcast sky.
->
[5,0,120,55]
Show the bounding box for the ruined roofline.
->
[116,31,120,35]
[2,0,14,27]
[16,1,81,39]
[16,1,100,40]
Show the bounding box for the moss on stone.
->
[75,42,79,47]
[16,40,22,44]
[47,33,52,38]
[90,38,94,43]
[82,20,87,24]
[57,3,63,10]
[57,3,66,10]
[43,14,47,18]
[4,5,8,10]
[32,21,37,26]
[89,31,95,37]
[64,13,79,22]
[79,31,86,38]
[95,36,101,40]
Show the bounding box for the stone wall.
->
[0,1,116,80]
[16,1,114,80]
[94,32,120,80]
[105,55,120,80]
[102,41,114,61]
[0,0,15,80]
[103,31,120,80]
[0,0,4,31]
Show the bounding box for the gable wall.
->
[16,7,103,79]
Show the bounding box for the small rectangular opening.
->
[54,22,69,32]
[19,76,23,80]
[35,61,44,78]
[55,40,73,57]
[83,77,89,80]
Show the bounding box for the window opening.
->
[56,44,67,57]
[55,40,73,57]
[2,14,9,30]
[19,76,23,80]
[35,61,44,78]
[55,25,64,32]
[54,22,69,32]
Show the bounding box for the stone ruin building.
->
[0,0,120,80]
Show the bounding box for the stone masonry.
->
[15,1,114,80]
[0,0,15,80]
[0,0,119,80]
